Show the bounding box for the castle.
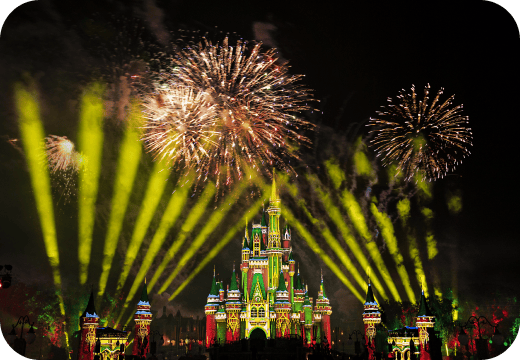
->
[204,177,332,347]
[77,282,152,360]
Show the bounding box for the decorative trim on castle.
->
[205,177,332,348]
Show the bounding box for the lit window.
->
[251,307,258,317]
[259,307,265,318]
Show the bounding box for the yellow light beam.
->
[158,180,248,294]
[306,174,389,301]
[324,160,401,302]
[147,182,216,291]
[397,198,429,297]
[15,83,66,315]
[116,157,171,293]
[115,177,193,321]
[168,198,264,301]
[78,82,105,285]
[98,102,144,297]
[370,203,416,303]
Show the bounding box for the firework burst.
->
[367,84,473,181]
[44,135,84,202]
[142,36,315,187]
[141,82,219,171]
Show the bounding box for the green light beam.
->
[370,203,416,303]
[306,174,389,301]
[116,158,171,293]
[15,83,66,315]
[114,177,193,322]
[98,102,144,297]
[168,198,264,301]
[147,183,216,291]
[78,82,105,285]
[159,180,248,294]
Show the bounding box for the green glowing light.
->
[421,207,438,260]
[116,157,171,293]
[78,82,105,285]
[447,192,463,214]
[353,137,374,178]
[323,159,345,189]
[158,181,248,294]
[148,183,216,291]
[370,203,416,303]
[414,173,432,200]
[15,83,66,316]
[98,102,144,297]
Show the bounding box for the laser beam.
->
[98,102,144,297]
[78,83,105,285]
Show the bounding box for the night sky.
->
[1,0,519,356]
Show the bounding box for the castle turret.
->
[267,176,283,301]
[205,269,219,348]
[241,228,250,297]
[274,271,291,338]
[302,285,313,346]
[282,225,291,261]
[416,289,436,360]
[132,281,152,357]
[314,271,332,348]
[78,290,99,360]
[362,279,381,360]
[226,265,242,343]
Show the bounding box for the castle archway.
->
[249,327,267,340]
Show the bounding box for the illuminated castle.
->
[205,177,332,347]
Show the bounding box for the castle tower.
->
[240,228,250,301]
[78,290,99,360]
[267,176,282,301]
[302,286,313,347]
[362,280,381,360]
[132,281,152,357]
[274,270,292,338]
[416,289,436,360]
[314,271,332,348]
[205,269,219,348]
[282,225,291,262]
[226,265,242,343]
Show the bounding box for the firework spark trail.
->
[78,83,105,285]
[114,178,193,325]
[254,175,364,302]
[160,180,249,295]
[159,36,315,186]
[368,84,473,181]
[115,158,171,293]
[147,183,216,291]
[98,102,144,297]
[306,173,390,301]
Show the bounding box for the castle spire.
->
[270,172,279,203]
[418,288,433,316]
[82,288,98,318]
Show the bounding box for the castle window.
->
[251,307,258,317]
[259,307,265,318]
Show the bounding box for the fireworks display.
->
[45,135,81,173]
[141,37,315,186]
[367,85,473,181]
[141,83,218,174]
